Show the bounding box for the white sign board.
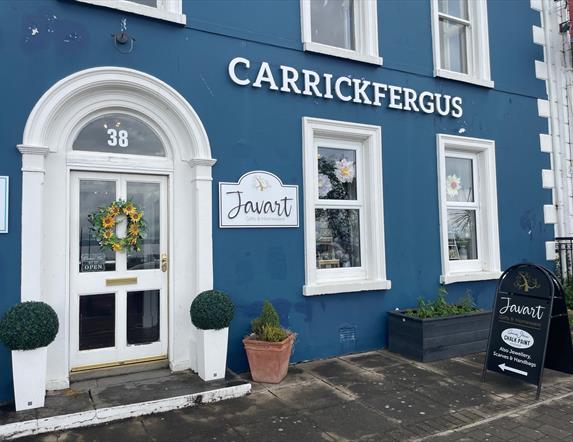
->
[0,176,8,233]
[219,171,298,228]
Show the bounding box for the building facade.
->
[0,0,553,403]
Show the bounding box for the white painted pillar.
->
[187,158,216,373]
[17,144,49,302]
[189,158,216,293]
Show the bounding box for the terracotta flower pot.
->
[243,333,295,384]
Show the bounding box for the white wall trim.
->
[19,67,215,390]
[544,204,557,224]
[74,0,186,25]
[542,169,555,189]
[0,382,250,440]
[540,133,552,153]
[302,117,390,296]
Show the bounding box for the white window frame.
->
[75,0,186,25]
[430,0,493,88]
[302,117,390,296]
[437,134,501,284]
[300,0,382,66]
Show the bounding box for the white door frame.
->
[17,67,216,390]
[69,172,169,369]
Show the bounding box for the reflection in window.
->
[73,113,165,157]
[127,290,160,345]
[127,182,160,270]
[439,18,468,74]
[79,293,115,351]
[311,0,355,50]
[444,155,479,262]
[79,180,116,272]
[126,0,157,6]
[447,209,478,260]
[316,209,361,269]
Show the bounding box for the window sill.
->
[435,69,494,88]
[303,42,383,66]
[303,279,391,296]
[75,0,187,25]
[440,271,502,284]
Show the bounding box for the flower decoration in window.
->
[335,158,355,183]
[88,199,147,253]
[446,174,462,197]
[318,173,333,197]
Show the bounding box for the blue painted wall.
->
[0,0,550,402]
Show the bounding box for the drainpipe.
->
[542,0,567,237]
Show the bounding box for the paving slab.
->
[233,412,333,442]
[339,350,406,371]
[142,408,243,441]
[270,378,354,411]
[303,401,399,441]
[189,390,295,426]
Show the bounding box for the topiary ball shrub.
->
[0,302,59,351]
[191,290,235,330]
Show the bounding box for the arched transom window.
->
[73,113,166,157]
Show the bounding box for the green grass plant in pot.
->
[243,300,295,384]
[0,301,59,411]
[190,290,234,381]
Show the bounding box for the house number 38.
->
[107,128,129,147]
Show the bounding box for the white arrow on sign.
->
[499,363,528,376]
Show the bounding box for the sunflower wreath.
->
[88,199,147,253]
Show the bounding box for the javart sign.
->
[228,57,463,118]
[483,263,573,399]
[219,171,299,228]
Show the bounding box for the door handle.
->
[161,253,168,272]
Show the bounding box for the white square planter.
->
[196,328,228,381]
[12,346,47,411]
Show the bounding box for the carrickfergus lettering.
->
[228,57,463,118]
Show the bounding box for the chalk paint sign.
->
[483,263,573,399]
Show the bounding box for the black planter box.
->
[388,310,492,362]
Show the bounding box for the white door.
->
[70,172,168,369]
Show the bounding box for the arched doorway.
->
[18,67,216,389]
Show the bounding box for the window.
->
[301,0,382,65]
[437,134,501,284]
[303,117,390,296]
[431,0,493,87]
[75,0,186,25]
[73,114,166,157]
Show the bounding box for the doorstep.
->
[0,368,251,439]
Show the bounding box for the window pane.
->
[438,0,468,20]
[80,180,116,272]
[73,113,166,157]
[127,182,160,270]
[311,0,355,50]
[448,209,478,260]
[318,147,357,200]
[316,209,361,268]
[439,18,468,74]
[126,0,157,6]
[79,293,115,351]
[445,157,474,202]
[127,290,160,345]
